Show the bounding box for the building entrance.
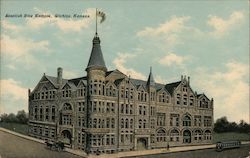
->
[137,138,147,150]
[183,130,191,143]
[61,130,72,145]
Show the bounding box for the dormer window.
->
[176,94,181,105]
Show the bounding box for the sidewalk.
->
[1,127,249,158]
[0,127,87,158]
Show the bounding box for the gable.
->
[106,69,126,81]
[31,75,57,94]
[105,80,117,89]
[157,87,170,96]
[77,80,86,88]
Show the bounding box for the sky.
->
[0,0,249,123]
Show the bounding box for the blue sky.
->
[0,0,249,123]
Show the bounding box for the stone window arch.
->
[93,118,97,128]
[176,93,181,105]
[194,129,203,141]
[130,119,133,128]
[63,103,72,111]
[190,95,194,106]
[143,119,147,128]
[183,115,191,126]
[156,128,167,142]
[138,119,142,128]
[204,130,212,140]
[170,129,180,142]
[121,118,124,128]
[125,118,129,128]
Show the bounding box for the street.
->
[0,130,82,158]
[126,145,250,158]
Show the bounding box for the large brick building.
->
[28,32,214,154]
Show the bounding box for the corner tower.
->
[85,33,107,153]
[85,33,107,88]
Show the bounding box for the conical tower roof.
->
[147,67,155,87]
[86,33,107,71]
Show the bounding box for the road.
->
[126,145,250,158]
[0,130,82,158]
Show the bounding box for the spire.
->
[86,33,107,71]
[147,66,155,87]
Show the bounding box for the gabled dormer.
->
[157,87,171,104]
[105,80,118,97]
[197,93,212,109]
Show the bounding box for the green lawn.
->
[0,122,29,135]
[213,132,250,143]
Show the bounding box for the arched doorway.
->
[183,130,191,143]
[137,138,147,150]
[61,130,72,145]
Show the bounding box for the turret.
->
[85,33,107,73]
[147,66,155,88]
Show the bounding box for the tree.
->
[0,110,28,124]
[214,117,250,133]
[6,113,18,123]
[214,116,230,133]
[16,110,28,124]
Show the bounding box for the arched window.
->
[130,119,133,128]
[194,130,202,141]
[143,119,146,128]
[63,103,72,111]
[183,94,187,105]
[170,129,179,142]
[156,128,167,142]
[138,119,142,128]
[121,118,124,128]
[176,93,181,105]
[125,119,129,128]
[190,95,194,106]
[106,118,110,128]
[93,118,97,128]
[121,104,124,113]
[204,130,212,140]
[183,115,191,126]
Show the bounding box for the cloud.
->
[26,8,96,33]
[137,16,190,37]
[155,75,167,84]
[113,53,146,80]
[1,20,22,32]
[0,79,28,114]
[1,34,50,59]
[207,11,244,38]
[63,70,80,79]
[192,61,249,123]
[6,64,16,70]
[158,52,189,67]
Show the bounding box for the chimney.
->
[181,75,183,81]
[188,76,190,85]
[57,67,63,86]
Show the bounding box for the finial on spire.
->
[95,8,98,35]
[147,66,155,87]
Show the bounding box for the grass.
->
[0,122,29,135]
[213,132,250,143]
